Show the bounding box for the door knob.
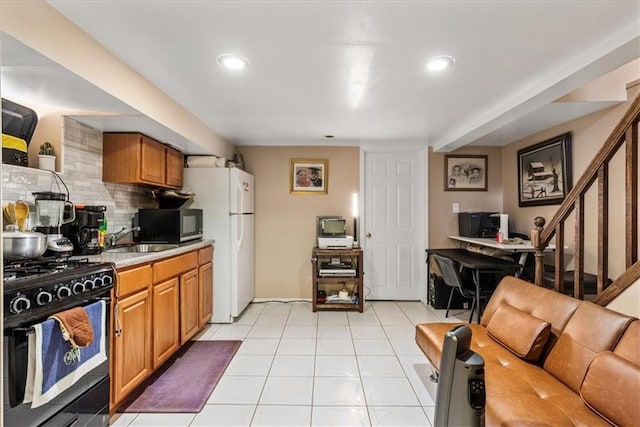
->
[366,233,372,238]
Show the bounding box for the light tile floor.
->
[110,301,468,426]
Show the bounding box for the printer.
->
[317,216,354,249]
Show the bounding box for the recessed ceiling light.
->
[426,56,455,72]
[217,54,251,71]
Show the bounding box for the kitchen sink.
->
[105,243,180,253]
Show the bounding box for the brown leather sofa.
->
[415,276,640,426]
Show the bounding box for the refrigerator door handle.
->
[237,213,245,249]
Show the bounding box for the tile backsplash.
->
[2,117,156,234]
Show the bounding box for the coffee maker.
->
[61,205,106,255]
[33,191,75,256]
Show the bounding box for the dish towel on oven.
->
[24,300,106,408]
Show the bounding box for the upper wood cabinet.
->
[165,146,184,188]
[103,132,183,189]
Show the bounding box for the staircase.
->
[531,93,640,305]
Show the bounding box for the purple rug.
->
[119,340,242,413]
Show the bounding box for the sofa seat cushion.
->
[486,303,551,361]
[580,351,640,427]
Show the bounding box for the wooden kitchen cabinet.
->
[110,245,214,412]
[180,269,199,344]
[152,277,180,369]
[103,132,183,189]
[165,146,184,188]
[198,246,214,327]
[111,265,153,409]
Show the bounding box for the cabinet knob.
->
[365,232,372,238]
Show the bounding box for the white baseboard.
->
[251,298,312,303]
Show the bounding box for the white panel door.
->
[364,151,425,300]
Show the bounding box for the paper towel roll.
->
[500,214,509,239]
[186,156,218,168]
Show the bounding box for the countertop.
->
[81,239,215,269]
[448,235,555,252]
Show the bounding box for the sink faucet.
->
[108,226,140,247]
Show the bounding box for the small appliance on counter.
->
[457,211,500,238]
[137,208,203,244]
[32,191,75,257]
[61,205,107,255]
[2,98,38,167]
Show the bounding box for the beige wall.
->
[237,146,359,298]
[502,83,640,278]
[428,146,504,248]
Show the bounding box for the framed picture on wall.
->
[290,159,328,194]
[444,155,488,191]
[517,132,572,207]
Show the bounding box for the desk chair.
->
[432,254,493,323]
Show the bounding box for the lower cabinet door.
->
[112,289,152,407]
[180,269,199,344]
[152,277,180,369]
[198,262,213,327]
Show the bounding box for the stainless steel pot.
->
[3,226,48,260]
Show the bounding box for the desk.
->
[449,235,555,267]
[425,248,522,323]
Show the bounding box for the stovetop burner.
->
[3,256,92,282]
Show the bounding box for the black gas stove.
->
[3,256,115,330]
[3,256,115,426]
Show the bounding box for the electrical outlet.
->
[452,203,460,213]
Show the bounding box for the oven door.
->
[3,296,111,427]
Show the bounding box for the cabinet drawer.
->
[198,246,213,265]
[153,251,198,283]
[117,265,152,297]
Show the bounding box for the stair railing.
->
[531,93,640,303]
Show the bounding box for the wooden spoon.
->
[3,203,16,226]
[15,201,29,231]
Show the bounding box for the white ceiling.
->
[3,1,640,153]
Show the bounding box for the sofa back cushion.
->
[580,351,640,427]
[481,277,580,361]
[486,303,551,361]
[544,302,633,393]
[612,320,640,365]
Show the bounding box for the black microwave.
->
[137,208,203,244]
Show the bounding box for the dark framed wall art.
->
[444,154,488,191]
[517,132,572,207]
[290,158,328,194]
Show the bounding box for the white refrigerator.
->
[183,167,255,323]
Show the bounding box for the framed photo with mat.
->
[444,154,488,191]
[290,159,328,194]
[517,132,572,207]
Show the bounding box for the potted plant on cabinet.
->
[38,142,56,171]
